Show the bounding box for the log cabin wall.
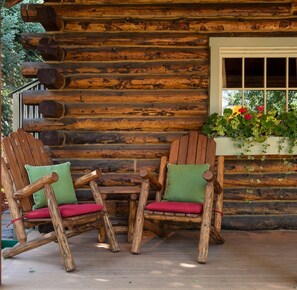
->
[18,0,297,230]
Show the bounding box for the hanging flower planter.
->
[202,106,297,156]
[214,136,297,156]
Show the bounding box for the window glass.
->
[266,90,286,113]
[289,91,297,110]
[267,58,286,88]
[244,90,264,110]
[222,89,242,111]
[244,58,264,88]
[223,58,242,88]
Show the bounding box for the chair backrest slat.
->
[2,129,52,212]
[168,139,180,164]
[2,138,27,190]
[186,131,198,164]
[16,129,36,166]
[205,138,216,170]
[168,131,216,167]
[177,135,189,164]
[36,139,53,165]
[196,134,208,164]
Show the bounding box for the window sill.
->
[215,136,297,156]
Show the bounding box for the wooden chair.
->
[131,131,225,263]
[1,129,120,272]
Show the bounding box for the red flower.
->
[244,113,252,120]
[238,107,246,114]
[257,106,264,112]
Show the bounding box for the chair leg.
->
[131,213,144,254]
[197,183,214,264]
[210,226,225,244]
[131,179,149,254]
[45,185,76,272]
[128,194,137,243]
[102,212,120,252]
[98,224,106,243]
[89,181,120,252]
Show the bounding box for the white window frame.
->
[209,37,297,114]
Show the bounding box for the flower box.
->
[215,136,297,156]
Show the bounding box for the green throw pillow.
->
[163,163,210,203]
[25,162,77,209]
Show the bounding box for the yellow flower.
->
[231,105,242,115]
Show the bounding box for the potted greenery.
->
[202,106,297,155]
[1,188,18,249]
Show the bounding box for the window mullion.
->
[264,58,267,113]
[286,57,289,112]
[242,57,245,106]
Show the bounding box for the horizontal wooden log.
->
[36,45,65,61]
[64,74,208,90]
[39,100,65,118]
[33,3,292,18]
[63,47,208,61]
[64,158,161,173]
[21,33,209,48]
[224,173,297,187]
[224,187,297,201]
[224,158,297,173]
[96,173,142,187]
[62,17,297,33]
[64,103,207,117]
[75,188,142,201]
[23,89,208,105]
[40,131,66,146]
[23,117,204,132]
[70,172,141,186]
[37,68,66,89]
[40,131,185,146]
[42,0,296,4]
[48,144,170,159]
[223,201,297,215]
[222,214,297,230]
[21,5,64,31]
[22,60,208,77]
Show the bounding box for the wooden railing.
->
[12,80,45,138]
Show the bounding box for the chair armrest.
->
[74,169,101,189]
[140,169,162,191]
[13,172,59,200]
[203,170,223,195]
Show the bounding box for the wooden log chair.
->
[131,131,225,263]
[1,129,120,272]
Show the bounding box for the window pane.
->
[244,58,264,88]
[222,89,243,112]
[244,90,264,110]
[267,58,286,88]
[289,58,297,88]
[266,90,286,113]
[223,58,242,88]
[289,91,297,110]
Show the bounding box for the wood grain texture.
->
[19,0,297,231]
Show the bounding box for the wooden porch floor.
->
[2,229,297,290]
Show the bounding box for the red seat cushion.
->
[24,204,104,219]
[145,201,203,214]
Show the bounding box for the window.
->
[209,38,297,114]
